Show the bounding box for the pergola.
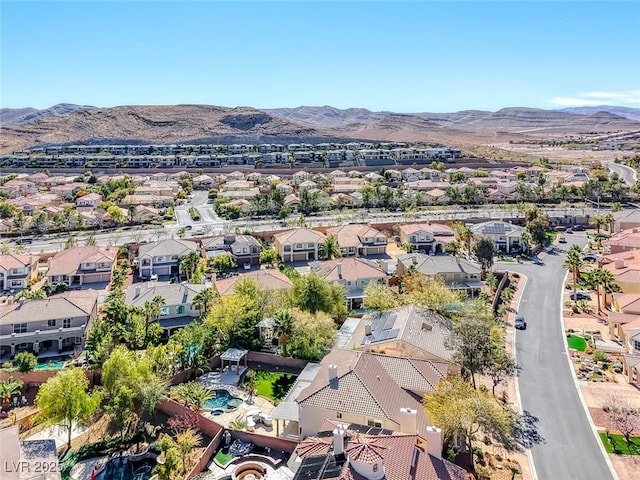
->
[220,347,248,373]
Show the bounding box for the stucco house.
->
[0,290,98,360]
[214,269,293,296]
[398,223,456,254]
[274,228,326,263]
[324,224,387,257]
[0,254,39,292]
[470,220,524,252]
[201,234,262,267]
[46,246,117,286]
[136,239,200,278]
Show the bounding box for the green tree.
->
[363,281,400,311]
[486,348,518,396]
[446,314,496,388]
[180,251,202,280]
[259,247,278,266]
[84,233,97,246]
[423,376,516,470]
[175,429,202,475]
[592,215,605,234]
[273,310,295,355]
[14,352,37,372]
[212,252,236,272]
[286,309,337,361]
[563,244,584,304]
[473,236,495,273]
[171,382,214,410]
[318,236,342,260]
[400,273,464,315]
[0,378,23,409]
[191,287,217,317]
[35,367,101,449]
[292,273,346,317]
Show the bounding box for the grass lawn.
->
[214,448,234,466]
[246,370,296,403]
[567,335,587,351]
[599,433,640,455]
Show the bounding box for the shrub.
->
[14,352,37,372]
[444,447,457,462]
[592,350,608,362]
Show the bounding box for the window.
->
[98,262,110,269]
[308,243,314,248]
[410,235,416,242]
[161,307,170,316]
[10,268,22,275]
[634,340,640,353]
[367,419,382,428]
[373,464,379,473]
[295,243,303,250]
[284,245,291,252]
[336,412,343,419]
[13,323,27,334]
[48,319,56,327]
[10,280,23,288]
[63,319,71,329]
[177,305,185,314]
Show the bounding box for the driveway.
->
[500,236,615,480]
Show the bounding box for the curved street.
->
[502,236,615,480]
[604,160,637,187]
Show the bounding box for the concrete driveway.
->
[500,236,616,480]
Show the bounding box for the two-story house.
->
[201,234,262,267]
[0,290,98,360]
[274,228,326,262]
[46,246,117,286]
[398,223,456,254]
[324,224,388,257]
[471,220,524,253]
[124,281,207,334]
[136,239,200,278]
[396,253,485,297]
[75,192,103,210]
[309,257,387,310]
[0,254,39,292]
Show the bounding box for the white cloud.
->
[551,90,640,107]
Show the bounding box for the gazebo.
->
[219,348,249,385]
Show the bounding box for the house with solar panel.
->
[344,305,457,367]
[470,220,524,253]
[287,348,449,440]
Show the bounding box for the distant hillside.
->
[0,103,95,126]
[0,105,331,153]
[559,105,640,122]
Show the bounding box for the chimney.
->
[455,255,460,264]
[333,425,346,456]
[615,258,625,269]
[337,263,342,279]
[364,323,372,336]
[425,426,443,459]
[364,341,371,352]
[7,296,14,306]
[135,286,141,298]
[633,228,638,234]
[328,364,338,380]
[398,407,417,434]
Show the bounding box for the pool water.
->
[35,360,66,370]
[202,389,243,410]
[95,458,155,480]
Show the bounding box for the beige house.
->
[46,246,117,286]
[0,254,39,293]
[76,192,103,209]
[398,223,456,254]
[274,228,326,262]
[309,257,387,310]
[600,254,640,293]
[0,290,98,360]
[324,224,387,257]
[291,348,448,439]
[201,234,262,267]
[603,229,640,254]
[214,269,293,296]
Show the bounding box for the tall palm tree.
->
[318,236,341,260]
[273,310,294,356]
[179,251,202,281]
[589,267,607,313]
[191,288,217,317]
[144,295,165,340]
[592,215,605,234]
[563,244,584,304]
[0,379,23,409]
[601,269,621,311]
[602,212,615,234]
[520,231,532,256]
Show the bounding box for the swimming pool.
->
[202,389,243,411]
[35,360,66,370]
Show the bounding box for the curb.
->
[559,270,619,480]
[509,271,539,480]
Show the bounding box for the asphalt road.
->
[173,190,226,236]
[501,236,615,480]
[605,160,637,187]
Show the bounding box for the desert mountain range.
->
[1,103,639,155]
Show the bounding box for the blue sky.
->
[2,1,639,112]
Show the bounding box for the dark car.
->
[570,292,591,301]
[573,225,586,231]
[515,316,527,330]
[15,237,33,245]
[583,253,598,261]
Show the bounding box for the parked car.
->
[515,316,527,330]
[583,253,598,261]
[566,228,574,234]
[570,292,591,301]
[573,225,586,231]
[558,236,567,243]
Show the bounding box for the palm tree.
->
[191,288,217,317]
[589,268,607,313]
[318,236,341,260]
[0,379,23,409]
[144,295,165,340]
[602,212,615,234]
[563,244,584,304]
[171,382,214,410]
[176,429,202,475]
[452,221,474,257]
[601,269,621,311]
[520,231,532,256]
[593,215,605,234]
[179,251,202,281]
[273,310,294,356]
